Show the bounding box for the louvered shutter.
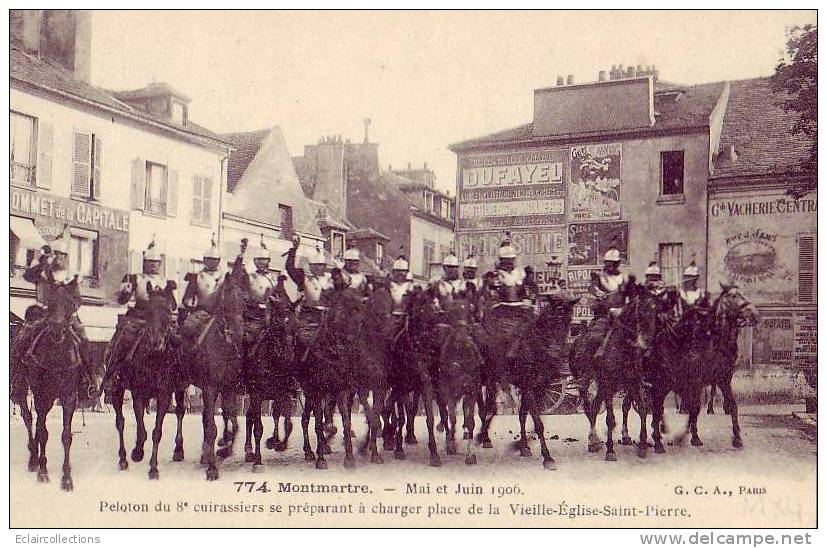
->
[798,234,816,303]
[36,119,53,189]
[167,169,178,217]
[92,135,102,200]
[202,177,213,223]
[72,131,91,197]
[130,158,146,210]
[192,176,203,221]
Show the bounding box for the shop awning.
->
[10,297,122,342]
[10,216,46,251]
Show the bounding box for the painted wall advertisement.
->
[708,192,817,305]
[569,143,622,221]
[458,149,567,230]
[567,221,629,267]
[751,309,817,371]
[567,267,601,319]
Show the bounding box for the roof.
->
[10,45,231,148]
[449,80,727,151]
[291,156,316,198]
[114,82,191,102]
[347,227,390,241]
[222,130,270,192]
[711,76,814,180]
[307,198,355,232]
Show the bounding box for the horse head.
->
[536,292,580,346]
[217,272,246,344]
[405,285,439,336]
[46,276,82,342]
[619,281,659,355]
[145,281,177,353]
[716,282,760,329]
[326,286,364,343]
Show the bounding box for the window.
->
[278,204,293,238]
[69,228,98,281]
[171,100,187,125]
[375,242,385,268]
[71,131,102,199]
[145,162,168,215]
[660,151,684,196]
[798,233,816,303]
[423,239,435,277]
[192,175,213,225]
[658,243,683,287]
[331,231,345,260]
[10,112,37,187]
[424,191,435,213]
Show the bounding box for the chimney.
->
[388,164,392,171]
[556,75,565,86]
[363,118,371,144]
[407,162,412,170]
[626,65,635,78]
[424,162,428,170]
[11,10,42,54]
[40,10,92,83]
[636,64,644,76]
[566,74,574,85]
[598,70,608,82]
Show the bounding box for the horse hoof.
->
[217,438,229,448]
[252,462,264,473]
[344,457,356,469]
[588,443,601,453]
[436,423,444,433]
[172,450,184,462]
[37,471,49,483]
[482,440,493,449]
[358,445,368,456]
[61,476,73,491]
[637,448,647,459]
[244,452,255,463]
[206,468,219,481]
[316,459,328,470]
[304,451,316,462]
[216,447,232,460]
[405,434,418,445]
[149,468,159,480]
[383,440,395,451]
[28,460,38,473]
[465,454,477,465]
[691,437,704,447]
[543,459,557,471]
[605,452,617,462]
[394,450,406,460]
[131,448,144,462]
[324,424,338,438]
[620,436,633,446]
[265,437,276,450]
[275,441,289,452]
[371,454,384,464]
[429,454,442,467]
[519,446,532,457]
[446,442,457,455]
[654,444,666,454]
[322,444,332,456]
[733,438,743,449]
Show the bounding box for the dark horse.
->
[511,293,579,469]
[649,284,759,452]
[24,276,85,490]
[105,282,187,479]
[570,279,659,461]
[242,276,298,468]
[298,271,363,469]
[390,286,443,465]
[181,264,246,480]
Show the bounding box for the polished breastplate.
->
[135,273,166,303]
[304,273,332,307]
[249,271,275,305]
[196,269,222,302]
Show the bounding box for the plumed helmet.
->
[498,232,517,259]
[144,237,162,262]
[645,261,661,277]
[393,255,409,271]
[683,261,700,278]
[203,233,220,260]
[343,248,360,261]
[309,245,327,265]
[254,235,271,260]
[463,255,478,269]
[603,247,621,262]
[51,226,71,255]
[442,253,459,267]
[406,271,413,281]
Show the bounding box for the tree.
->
[772,24,817,174]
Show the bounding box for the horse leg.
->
[479,383,496,448]
[706,384,716,414]
[585,386,602,453]
[369,388,385,464]
[526,390,555,470]
[651,390,667,454]
[217,392,239,459]
[301,394,315,461]
[172,389,186,462]
[34,394,51,483]
[339,391,356,469]
[112,386,128,470]
[635,386,649,459]
[252,395,264,468]
[620,394,633,445]
[313,397,328,470]
[444,396,457,456]
[357,389,371,457]
[201,387,219,481]
[394,394,406,460]
[518,396,531,457]
[604,392,617,461]
[17,393,37,472]
[244,395,256,463]
[381,396,395,451]
[405,390,419,444]
[423,384,441,467]
[149,391,172,480]
[131,395,147,462]
[266,400,279,450]
[719,377,742,448]
[323,398,337,439]
[60,396,77,491]
[462,394,477,465]
[276,396,293,452]
[688,390,703,447]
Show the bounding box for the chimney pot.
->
[424,162,428,169]
[636,64,643,75]
[598,70,608,82]
[566,74,574,85]
[556,75,564,86]
[407,162,412,170]
[626,66,635,78]
[389,164,392,171]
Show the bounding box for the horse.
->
[650,284,759,451]
[241,275,298,468]
[354,280,395,464]
[104,282,187,479]
[10,305,46,474]
[24,276,86,490]
[265,393,297,451]
[390,285,443,465]
[298,270,363,469]
[436,293,485,465]
[570,279,659,461]
[507,292,579,469]
[181,263,246,481]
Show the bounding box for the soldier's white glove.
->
[609,307,623,318]
[119,281,133,294]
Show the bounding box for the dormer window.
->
[171,100,187,125]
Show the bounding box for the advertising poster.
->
[567,221,629,267]
[566,267,601,319]
[569,143,622,221]
[751,311,795,366]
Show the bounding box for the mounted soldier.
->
[341,247,371,296]
[487,234,537,309]
[242,235,280,357]
[430,252,462,310]
[389,254,414,322]
[12,226,99,398]
[679,261,703,307]
[588,246,630,358]
[644,261,666,297]
[180,235,236,345]
[285,235,333,360]
[462,255,483,292]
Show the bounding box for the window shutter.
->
[798,234,816,303]
[129,250,141,274]
[72,131,91,197]
[36,119,53,189]
[167,169,179,217]
[92,135,102,200]
[130,158,146,210]
[192,176,203,221]
[202,177,213,223]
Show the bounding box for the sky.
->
[90,10,815,194]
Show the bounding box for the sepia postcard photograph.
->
[5,7,819,535]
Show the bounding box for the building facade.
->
[450,67,729,322]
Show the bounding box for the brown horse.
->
[105,282,186,479]
[181,265,246,481]
[24,277,85,490]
